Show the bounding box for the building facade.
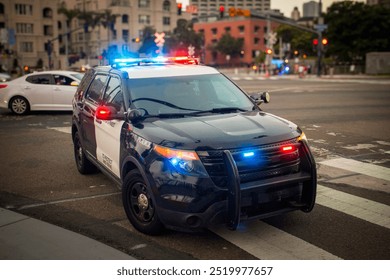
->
[303,1,320,18]
[0,0,188,73]
[188,0,271,17]
[194,15,278,66]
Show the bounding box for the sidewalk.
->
[0,208,134,260]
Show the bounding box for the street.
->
[0,76,389,260]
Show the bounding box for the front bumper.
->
[149,141,317,231]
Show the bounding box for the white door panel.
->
[95,118,124,178]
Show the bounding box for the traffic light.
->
[322,38,328,46]
[265,48,273,55]
[132,37,140,43]
[312,39,318,46]
[177,3,182,15]
[219,5,225,18]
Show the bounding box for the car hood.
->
[134,111,301,150]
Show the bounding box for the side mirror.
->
[250,91,270,106]
[96,105,123,120]
[127,108,143,123]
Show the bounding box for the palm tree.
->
[100,9,118,47]
[58,2,80,67]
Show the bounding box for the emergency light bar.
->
[112,56,199,67]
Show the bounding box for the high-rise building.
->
[303,1,320,18]
[188,0,271,17]
[291,6,300,21]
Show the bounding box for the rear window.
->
[26,74,52,85]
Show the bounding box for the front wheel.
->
[122,170,164,235]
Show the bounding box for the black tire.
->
[10,96,30,115]
[122,170,164,235]
[73,131,97,174]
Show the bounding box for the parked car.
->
[0,73,11,82]
[0,70,84,114]
[72,57,317,235]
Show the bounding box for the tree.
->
[215,33,244,58]
[325,1,390,63]
[138,26,158,56]
[58,3,80,54]
[276,25,315,58]
[163,19,204,56]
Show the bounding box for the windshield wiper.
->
[190,107,249,115]
[142,113,187,119]
[140,107,249,120]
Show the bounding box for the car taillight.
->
[0,84,8,89]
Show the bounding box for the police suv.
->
[72,57,317,235]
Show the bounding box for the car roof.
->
[27,70,82,76]
[123,64,219,79]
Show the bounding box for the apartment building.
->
[189,0,271,17]
[0,0,187,71]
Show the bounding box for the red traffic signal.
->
[177,3,182,15]
[312,39,319,45]
[265,48,273,55]
[219,5,225,18]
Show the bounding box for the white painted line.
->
[212,221,340,260]
[320,157,390,181]
[48,127,71,134]
[317,185,390,229]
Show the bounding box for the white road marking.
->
[212,221,341,260]
[316,185,390,229]
[320,157,390,181]
[48,127,71,134]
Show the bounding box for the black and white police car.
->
[72,56,317,235]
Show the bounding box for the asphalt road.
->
[0,76,389,260]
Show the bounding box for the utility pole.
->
[316,0,323,77]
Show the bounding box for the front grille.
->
[198,139,301,188]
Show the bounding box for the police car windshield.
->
[128,74,254,117]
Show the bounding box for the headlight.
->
[297,131,307,142]
[154,145,208,177]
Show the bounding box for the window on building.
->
[122,15,129,23]
[139,15,150,24]
[44,25,53,36]
[138,0,150,8]
[20,42,33,53]
[122,29,129,42]
[16,23,34,34]
[15,4,33,15]
[254,25,260,33]
[211,28,217,35]
[254,37,260,44]
[163,0,171,12]
[0,3,4,14]
[163,17,170,25]
[238,26,245,33]
[43,8,52,18]
[225,27,231,32]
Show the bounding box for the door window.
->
[86,74,108,105]
[103,75,124,113]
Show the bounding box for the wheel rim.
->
[74,135,83,168]
[11,98,27,114]
[130,182,155,223]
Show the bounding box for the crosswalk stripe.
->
[211,221,341,260]
[316,185,390,229]
[320,157,390,181]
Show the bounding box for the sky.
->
[180,1,365,18]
